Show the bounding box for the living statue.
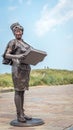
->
[3,22,32,123]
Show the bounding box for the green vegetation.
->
[0,73,13,88]
[0,69,73,89]
[30,69,73,86]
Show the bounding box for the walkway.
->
[0,85,73,130]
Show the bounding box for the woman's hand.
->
[5,53,25,60]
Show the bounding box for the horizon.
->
[0,0,73,73]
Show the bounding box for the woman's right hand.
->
[5,53,25,60]
[17,54,26,59]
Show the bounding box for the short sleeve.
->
[6,40,15,54]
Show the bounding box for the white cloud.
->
[26,0,31,6]
[18,0,23,4]
[9,0,23,4]
[8,6,18,11]
[66,34,73,39]
[35,0,73,37]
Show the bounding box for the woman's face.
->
[14,28,23,40]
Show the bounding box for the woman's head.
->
[10,22,24,40]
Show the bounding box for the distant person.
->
[3,22,32,122]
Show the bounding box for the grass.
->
[0,73,13,88]
[0,68,73,89]
[30,69,73,86]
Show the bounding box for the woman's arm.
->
[5,46,25,60]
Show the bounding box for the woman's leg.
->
[14,90,26,122]
[20,91,25,115]
[20,91,32,120]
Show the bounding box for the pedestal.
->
[10,118,44,127]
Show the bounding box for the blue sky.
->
[0,0,73,73]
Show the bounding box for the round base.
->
[10,118,44,127]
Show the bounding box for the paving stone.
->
[0,84,73,130]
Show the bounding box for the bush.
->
[0,73,13,88]
[0,69,73,88]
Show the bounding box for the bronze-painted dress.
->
[5,39,31,91]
